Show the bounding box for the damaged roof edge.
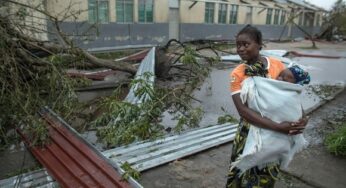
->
[40,107,143,188]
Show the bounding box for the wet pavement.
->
[190,49,346,128]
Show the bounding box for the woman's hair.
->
[237,25,263,46]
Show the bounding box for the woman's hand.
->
[278,116,310,135]
[289,116,310,135]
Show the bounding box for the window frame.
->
[280,10,286,25]
[218,3,227,24]
[273,9,280,25]
[266,8,273,25]
[315,14,320,27]
[229,4,238,24]
[116,0,134,23]
[205,2,215,24]
[298,12,303,25]
[88,0,110,24]
[138,0,154,23]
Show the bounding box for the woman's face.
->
[236,33,261,61]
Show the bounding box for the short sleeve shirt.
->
[230,57,285,95]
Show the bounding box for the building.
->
[42,0,325,49]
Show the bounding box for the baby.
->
[277,65,311,85]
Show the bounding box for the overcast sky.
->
[305,0,342,10]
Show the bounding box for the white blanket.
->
[231,76,308,173]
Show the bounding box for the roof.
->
[287,0,317,10]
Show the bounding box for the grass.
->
[325,123,346,157]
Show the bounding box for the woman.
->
[226,25,308,188]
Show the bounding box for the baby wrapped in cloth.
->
[231,76,308,172]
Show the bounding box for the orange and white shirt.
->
[230,57,285,95]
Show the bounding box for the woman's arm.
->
[232,93,305,134]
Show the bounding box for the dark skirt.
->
[226,119,280,188]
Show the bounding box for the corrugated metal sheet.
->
[15,108,135,188]
[115,49,149,62]
[1,123,237,187]
[104,123,238,172]
[67,69,115,81]
[0,169,57,188]
[124,47,155,104]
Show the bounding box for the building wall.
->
[180,1,205,23]
[50,22,169,49]
[155,0,169,22]
[46,0,169,23]
[180,23,292,42]
[46,0,88,21]
[43,0,324,49]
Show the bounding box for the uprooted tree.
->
[0,0,228,149]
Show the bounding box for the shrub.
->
[325,123,346,157]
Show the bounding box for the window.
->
[229,5,238,24]
[316,14,320,26]
[218,3,227,24]
[280,10,286,25]
[116,0,133,23]
[298,13,303,25]
[205,2,215,23]
[245,6,252,24]
[88,0,109,23]
[273,9,280,25]
[138,0,153,23]
[266,8,272,25]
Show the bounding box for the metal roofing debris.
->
[15,107,136,188]
[124,47,155,104]
[115,49,150,62]
[87,44,154,53]
[0,169,57,188]
[103,123,238,172]
[1,123,238,187]
[67,69,115,80]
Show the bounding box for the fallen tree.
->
[0,0,227,149]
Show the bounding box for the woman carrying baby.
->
[226,25,310,188]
